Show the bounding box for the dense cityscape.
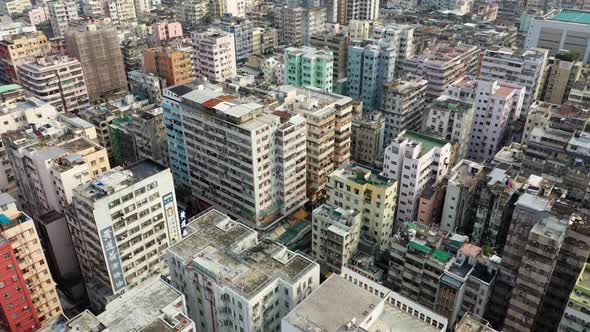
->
[0,0,589,331]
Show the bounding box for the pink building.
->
[153,22,183,45]
[26,7,48,25]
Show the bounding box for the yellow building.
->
[326,163,398,252]
[0,205,63,326]
[0,31,51,83]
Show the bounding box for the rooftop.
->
[0,84,21,94]
[284,275,438,332]
[77,159,167,201]
[455,313,498,332]
[167,209,317,299]
[402,130,448,155]
[97,278,184,330]
[331,163,396,188]
[431,95,473,112]
[551,10,590,24]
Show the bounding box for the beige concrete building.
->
[543,55,583,104]
[311,204,361,273]
[276,86,354,202]
[382,78,428,146]
[351,111,384,167]
[326,163,398,252]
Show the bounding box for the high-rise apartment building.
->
[310,32,349,83]
[143,47,195,86]
[445,76,525,162]
[67,160,181,311]
[381,78,428,146]
[252,27,278,55]
[4,117,107,215]
[403,43,479,101]
[0,200,63,327]
[162,83,307,227]
[220,17,253,65]
[47,0,79,37]
[422,95,474,162]
[479,47,548,112]
[64,25,129,102]
[383,130,451,225]
[372,23,415,74]
[274,6,303,45]
[347,38,397,110]
[284,46,334,92]
[346,0,380,22]
[191,29,237,82]
[107,0,137,23]
[301,7,326,46]
[0,89,58,192]
[275,86,353,201]
[440,159,484,233]
[351,111,384,167]
[0,31,50,83]
[18,55,90,113]
[542,53,583,104]
[167,209,320,332]
[325,163,398,251]
[311,204,361,273]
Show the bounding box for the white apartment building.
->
[107,0,137,23]
[312,204,361,273]
[3,117,107,215]
[326,163,398,251]
[162,83,307,227]
[191,30,237,82]
[440,159,484,233]
[0,91,58,191]
[347,0,380,21]
[67,160,181,311]
[0,0,31,15]
[445,76,525,162]
[372,23,415,73]
[479,47,548,112]
[275,86,353,202]
[422,95,474,163]
[47,0,79,37]
[18,55,90,113]
[348,19,371,40]
[383,130,451,225]
[167,209,320,332]
[381,78,428,146]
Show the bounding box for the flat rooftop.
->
[551,10,590,24]
[167,209,317,299]
[402,130,447,155]
[77,159,167,201]
[284,275,438,332]
[455,313,498,332]
[97,278,182,330]
[331,163,396,188]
